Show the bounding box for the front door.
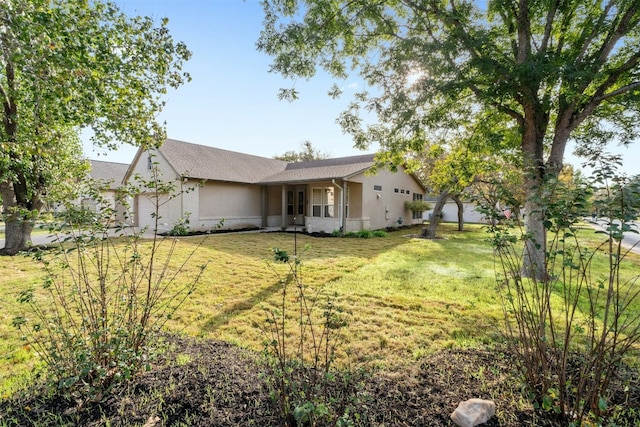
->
[295,189,305,225]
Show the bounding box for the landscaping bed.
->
[2,334,638,426]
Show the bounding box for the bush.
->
[332,229,388,239]
[404,200,431,213]
[12,169,209,402]
[484,152,640,425]
[261,242,366,426]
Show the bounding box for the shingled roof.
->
[89,160,129,190]
[258,154,376,183]
[158,139,288,183]
[154,139,377,184]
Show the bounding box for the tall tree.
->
[274,140,331,162]
[259,0,640,278]
[0,0,191,254]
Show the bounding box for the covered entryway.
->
[285,186,306,226]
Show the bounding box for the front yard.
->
[1,223,639,425]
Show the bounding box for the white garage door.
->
[136,193,170,232]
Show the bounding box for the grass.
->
[1,223,639,396]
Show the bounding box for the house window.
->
[345,186,350,218]
[374,185,382,191]
[312,188,322,217]
[297,191,304,215]
[324,187,335,217]
[312,187,335,218]
[394,188,399,193]
[287,191,294,215]
[147,156,153,171]
[412,193,423,219]
[400,189,405,194]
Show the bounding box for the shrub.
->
[483,152,640,425]
[261,240,365,426]
[12,168,209,402]
[332,230,388,239]
[404,200,431,213]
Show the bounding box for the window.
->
[374,185,382,191]
[412,193,424,219]
[394,188,399,193]
[147,156,153,171]
[312,187,335,217]
[312,188,322,217]
[323,187,335,217]
[345,186,350,218]
[400,189,405,194]
[297,191,304,215]
[287,191,294,215]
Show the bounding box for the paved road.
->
[0,226,160,248]
[589,220,640,255]
[2,222,639,254]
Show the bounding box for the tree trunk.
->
[1,218,35,255]
[452,194,464,231]
[519,101,550,279]
[0,182,41,255]
[422,189,449,239]
[522,189,547,280]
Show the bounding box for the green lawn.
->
[1,223,639,396]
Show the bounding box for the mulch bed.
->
[1,335,638,426]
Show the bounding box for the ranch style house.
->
[123,139,427,234]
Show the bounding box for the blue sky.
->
[86,0,639,177]
[85,0,370,164]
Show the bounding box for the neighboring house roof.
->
[258,154,376,184]
[89,160,129,190]
[158,139,288,184]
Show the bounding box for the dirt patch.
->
[1,335,638,426]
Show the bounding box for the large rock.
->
[450,398,496,427]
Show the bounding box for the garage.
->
[136,193,171,232]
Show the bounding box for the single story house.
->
[124,139,427,234]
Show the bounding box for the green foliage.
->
[259,0,640,279]
[483,152,640,425]
[11,173,209,402]
[404,200,431,213]
[274,140,331,162]
[332,229,388,238]
[167,212,191,236]
[261,242,365,426]
[0,0,191,253]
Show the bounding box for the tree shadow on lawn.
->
[200,279,284,333]
[194,228,415,262]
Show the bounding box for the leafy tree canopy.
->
[274,140,330,162]
[258,0,640,277]
[0,0,191,254]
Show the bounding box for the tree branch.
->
[573,51,640,126]
[539,0,558,53]
[575,0,615,63]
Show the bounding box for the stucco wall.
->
[195,181,263,230]
[357,168,425,230]
[266,185,283,216]
[127,149,182,230]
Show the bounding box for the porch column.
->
[261,186,267,228]
[342,181,348,232]
[281,184,287,228]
